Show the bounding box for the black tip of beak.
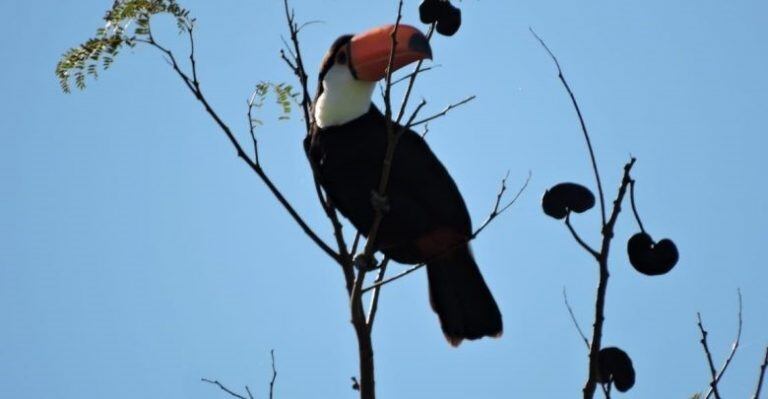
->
[409,32,432,59]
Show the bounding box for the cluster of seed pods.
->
[541,180,680,392]
[419,0,462,36]
[542,181,679,276]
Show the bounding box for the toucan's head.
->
[314,24,432,128]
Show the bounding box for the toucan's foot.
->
[354,253,379,271]
[370,191,389,213]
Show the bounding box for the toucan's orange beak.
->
[350,24,432,82]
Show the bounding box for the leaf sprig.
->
[249,82,299,126]
[56,0,191,92]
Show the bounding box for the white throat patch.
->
[314,63,375,129]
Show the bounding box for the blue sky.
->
[2,0,767,397]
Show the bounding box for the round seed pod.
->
[598,347,636,392]
[542,182,595,219]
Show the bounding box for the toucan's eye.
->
[336,50,347,65]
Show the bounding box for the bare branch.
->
[362,262,417,294]
[472,170,531,239]
[628,179,646,233]
[366,258,391,328]
[185,23,199,88]
[565,213,600,259]
[247,90,261,164]
[363,172,530,293]
[395,24,435,125]
[754,346,768,399]
[279,49,298,74]
[278,0,357,277]
[704,289,743,399]
[296,20,324,33]
[143,24,341,265]
[269,349,277,399]
[345,6,406,399]
[408,95,476,128]
[351,232,362,258]
[201,378,249,399]
[601,382,612,399]
[530,27,606,228]
[533,29,635,398]
[279,35,297,61]
[281,0,313,132]
[392,65,441,86]
[354,0,404,274]
[403,99,428,129]
[697,312,723,399]
[563,287,590,350]
[583,157,636,399]
[420,123,430,138]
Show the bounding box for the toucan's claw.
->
[370,191,390,213]
[354,253,379,271]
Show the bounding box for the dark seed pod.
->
[419,0,445,24]
[627,232,679,275]
[436,2,461,36]
[598,347,636,392]
[654,239,679,270]
[541,182,596,219]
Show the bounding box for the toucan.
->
[305,24,502,346]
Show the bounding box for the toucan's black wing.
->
[307,106,471,260]
[389,128,472,236]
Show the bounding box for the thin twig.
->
[269,349,277,399]
[351,232,362,257]
[395,24,435,125]
[392,64,441,85]
[296,20,324,33]
[282,0,312,132]
[420,122,430,138]
[247,90,261,164]
[628,179,646,233]
[185,22,199,88]
[366,258,390,328]
[697,312,723,399]
[530,28,606,228]
[472,171,531,239]
[601,382,611,399]
[279,36,297,63]
[279,49,298,73]
[362,172,530,293]
[408,95,476,128]
[563,287,590,350]
[403,99,428,129]
[705,289,743,399]
[565,213,600,259]
[754,346,768,399]
[279,0,350,266]
[201,379,249,399]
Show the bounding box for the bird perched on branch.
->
[305,24,502,346]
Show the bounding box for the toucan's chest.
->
[309,107,388,175]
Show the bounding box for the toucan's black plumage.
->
[306,26,502,346]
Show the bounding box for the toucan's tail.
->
[426,244,503,346]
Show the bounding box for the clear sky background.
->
[2,0,767,398]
